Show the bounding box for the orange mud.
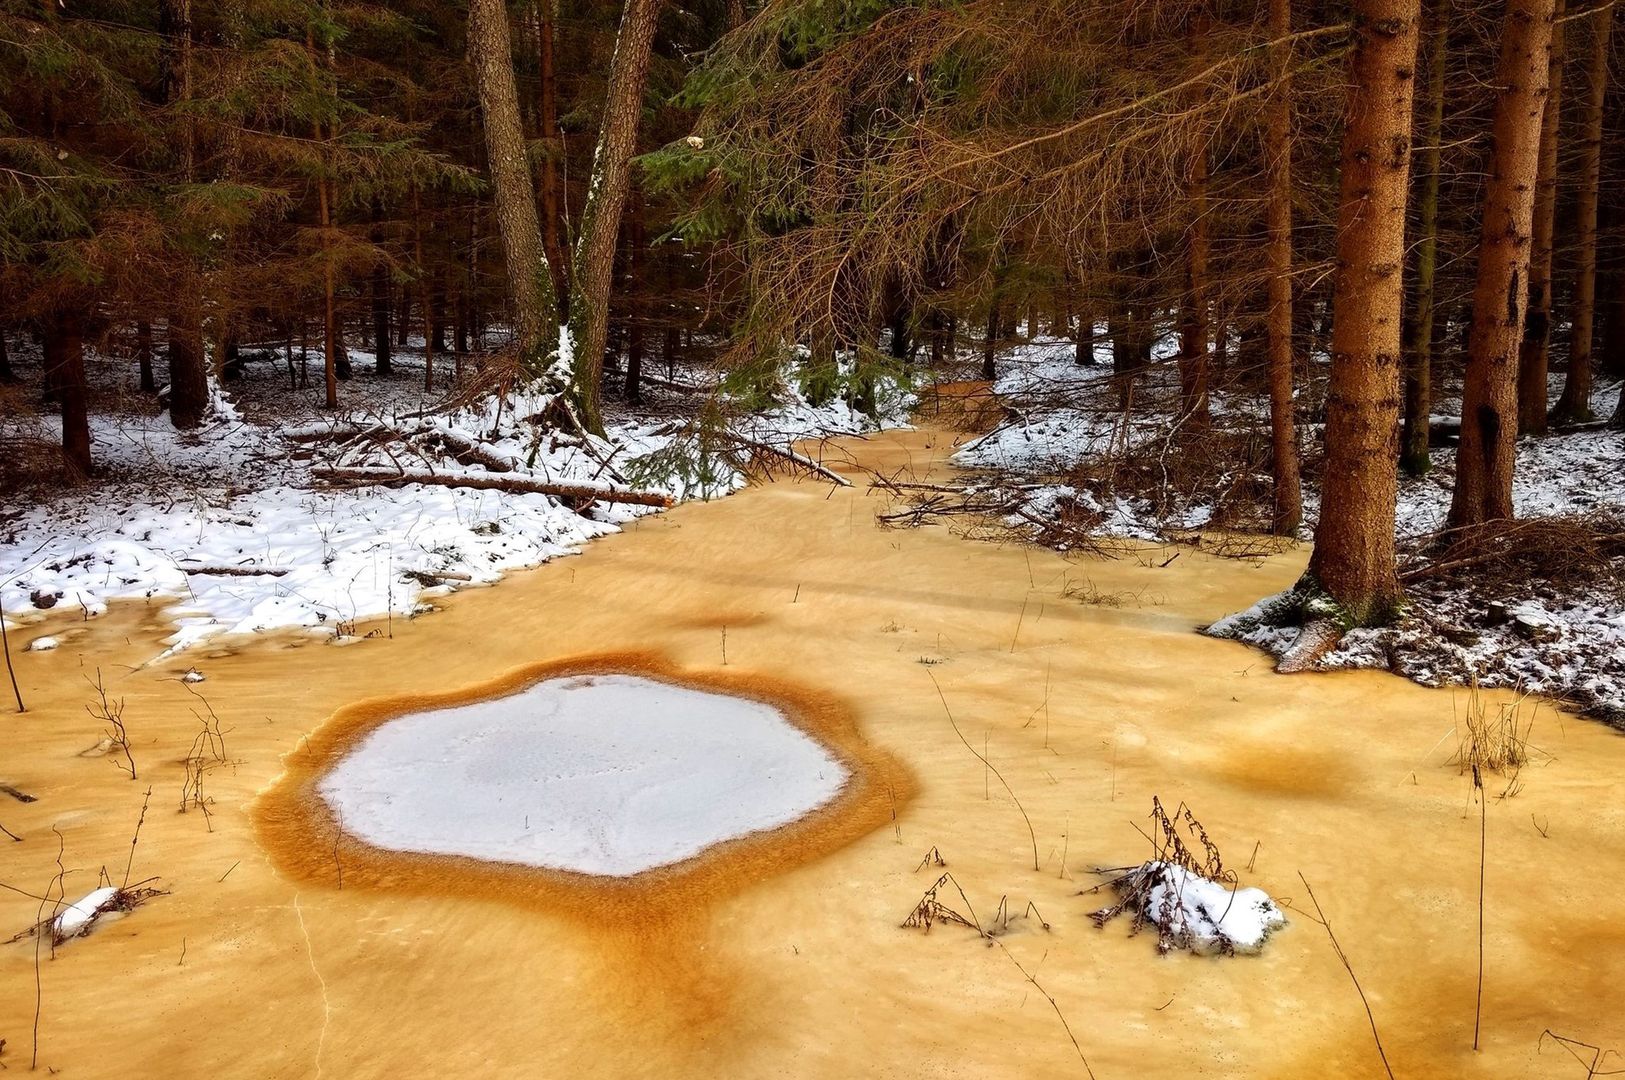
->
[3,409,1623,1078]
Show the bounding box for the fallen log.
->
[402,569,475,586]
[640,374,716,394]
[181,566,290,578]
[311,466,674,507]
[283,420,517,473]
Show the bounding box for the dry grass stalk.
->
[926,670,1040,870]
[178,684,232,828]
[1401,511,1625,589]
[1538,1030,1625,1077]
[1296,873,1396,1080]
[1453,680,1539,796]
[901,872,981,934]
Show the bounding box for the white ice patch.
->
[318,674,849,877]
[27,635,59,652]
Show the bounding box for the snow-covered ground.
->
[318,673,848,876]
[934,333,1625,724]
[1,339,911,656]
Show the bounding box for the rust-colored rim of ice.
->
[254,651,913,920]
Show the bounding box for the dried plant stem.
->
[987,936,1097,1080]
[1298,873,1395,1080]
[926,670,1039,870]
[33,829,68,1070]
[123,786,153,889]
[1475,763,1486,1051]
[0,604,23,712]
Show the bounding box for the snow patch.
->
[1111,862,1286,955]
[318,674,849,876]
[53,886,120,938]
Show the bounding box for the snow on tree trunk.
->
[1449,0,1557,529]
[569,0,663,436]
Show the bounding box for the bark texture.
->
[1448,0,1556,529]
[1550,3,1614,424]
[468,0,557,363]
[1264,0,1302,532]
[1304,0,1421,625]
[1518,0,1564,435]
[45,310,91,476]
[161,0,209,429]
[1400,0,1448,474]
[1178,72,1212,428]
[569,0,663,435]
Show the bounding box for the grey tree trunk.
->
[569,0,664,435]
[468,0,558,367]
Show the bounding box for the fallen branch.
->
[311,466,673,507]
[181,565,289,578]
[401,569,474,586]
[718,433,853,487]
[639,373,717,394]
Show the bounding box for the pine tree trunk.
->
[162,0,208,430]
[372,256,393,376]
[317,168,340,409]
[1074,308,1094,367]
[136,320,154,391]
[45,310,91,476]
[981,300,1000,381]
[1264,0,1302,532]
[1518,0,1564,435]
[1177,12,1212,427]
[1304,0,1421,626]
[422,266,436,394]
[535,0,568,317]
[568,0,663,435]
[1449,0,1556,529]
[1551,3,1614,424]
[468,0,557,364]
[1400,0,1448,474]
[624,184,645,404]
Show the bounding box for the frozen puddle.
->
[318,674,849,876]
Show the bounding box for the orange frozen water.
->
[3,417,1622,1078]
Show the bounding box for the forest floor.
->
[5,415,1624,1080]
[885,337,1625,725]
[0,339,911,657]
